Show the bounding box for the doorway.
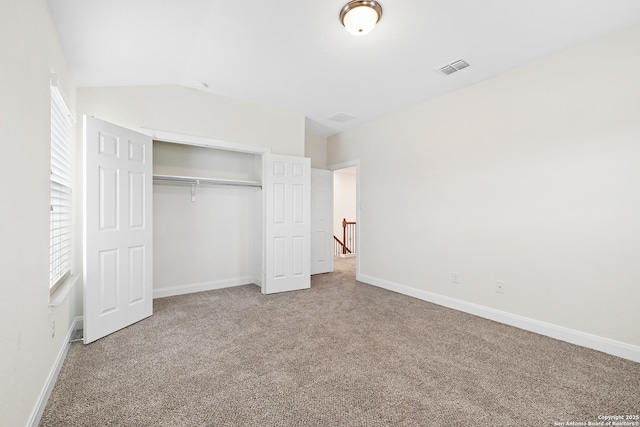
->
[329,161,360,279]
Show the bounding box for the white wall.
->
[78,85,305,157]
[333,169,357,240]
[327,25,640,349]
[153,185,258,294]
[0,1,80,425]
[305,133,327,169]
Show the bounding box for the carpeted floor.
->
[40,257,640,426]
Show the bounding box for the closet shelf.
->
[153,174,261,188]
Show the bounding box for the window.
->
[50,80,73,291]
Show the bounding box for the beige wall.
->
[305,133,327,168]
[78,85,305,157]
[0,1,80,425]
[328,25,640,348]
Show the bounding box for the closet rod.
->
[153,174,262,188]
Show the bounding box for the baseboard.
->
[358,273,640,364]
[28,316,83,427]
[153,277,255,299]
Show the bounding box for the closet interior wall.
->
[152,140,263,297]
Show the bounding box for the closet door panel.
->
[84,116,153,344]
[263,154,310,294]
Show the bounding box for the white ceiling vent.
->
[451,60,469,71]
[437,59,470,75]
[438,65,457,75]
[328,112,355,123]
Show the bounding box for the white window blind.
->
[50,82,73,291]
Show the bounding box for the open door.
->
[263,154,311,294]
[83,116,153,344]
[310,169,333,275]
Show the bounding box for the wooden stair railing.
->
[334,218,356,256]
[342,218,356,255]
[334,235,352,255]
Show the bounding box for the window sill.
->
[49,274,80,308]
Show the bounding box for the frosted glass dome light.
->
[340,1,382,36]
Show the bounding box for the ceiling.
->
[49,0,640,137]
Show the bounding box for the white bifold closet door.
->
[83,116,153,344]
[263,154,311,294]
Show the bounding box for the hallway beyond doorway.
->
[333,255,355,277]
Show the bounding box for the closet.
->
[152,139,264,298]
[83,117,310,344]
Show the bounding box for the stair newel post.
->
[342,218,347,255]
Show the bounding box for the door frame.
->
[139,128,271,155]
[328,160,361,281]
[140,128,313,294]
[139,127,271,290]
[310,168,334,275]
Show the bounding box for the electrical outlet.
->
[496,280,506,294]
[452,272,460,284]
[51,320,55,339]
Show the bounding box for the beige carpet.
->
[40,257,640,426]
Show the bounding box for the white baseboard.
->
[358,273,640,364]
[29,316,83,427]
[153,276,255,299]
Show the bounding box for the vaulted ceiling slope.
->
[50,0,640,136]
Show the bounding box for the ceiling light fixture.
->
[340,1,382,36]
